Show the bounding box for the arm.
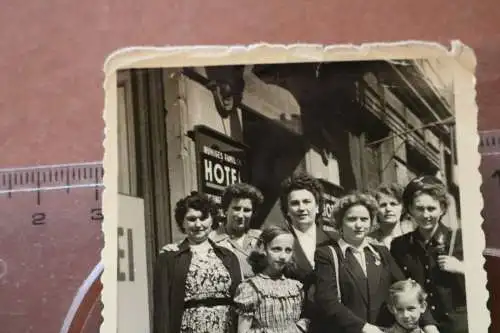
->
[314,246,368,333]
[233,281,258,333]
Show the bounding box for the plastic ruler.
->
[0,161,104,333]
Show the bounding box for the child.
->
[233,225,309,333]
[385,279,428,333]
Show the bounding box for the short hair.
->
[372,183,404,203]
[247,225,296,275]
[174,191,219,233]
[220,183,264,212]
[402,175,449,214]
[279,173,324,222]
[388,279,428,307]
[332,192,379,229]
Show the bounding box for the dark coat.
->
[286,224,340,286]
[153,238,242,333]
[390,223,467,333]
[313,241,437,333]
[285,224,340,325]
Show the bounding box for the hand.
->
[437,255,464,274]
[422,324,440,333]
[296,318,310,333]
[362,323,385,333]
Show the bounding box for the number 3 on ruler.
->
[117,227,135,282]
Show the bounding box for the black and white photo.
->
[102,43,486,333]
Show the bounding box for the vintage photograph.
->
[105,44,484,333]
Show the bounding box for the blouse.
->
[180,243,234,333]
[234,274,305,333]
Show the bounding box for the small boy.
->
[384,279,428,333]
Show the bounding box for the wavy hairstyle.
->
[332,192,379,230]
[247,225,296,275]
[174,191,219,233]
[221,182,264,212]
[279,172,324,224]
[371,182,404,204]
[402,175,449,216]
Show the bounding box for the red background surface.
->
[1,1,499,332]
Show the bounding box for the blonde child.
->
[385,279,429,333]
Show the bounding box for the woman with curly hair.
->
[233,225,310,333]
[278,172,339,285]
[153,192,242,333]
[211,183,265,278]
[368,183,416,249]
[313,192,439,333]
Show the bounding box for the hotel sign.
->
[193,125,249,206]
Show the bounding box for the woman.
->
[278,172,339,285]
[234,226,309,333]
[313,192,439,333]
[368,183,415,249]
[390,176,467,333]
[210,182,265,278]
[153,192,242,333]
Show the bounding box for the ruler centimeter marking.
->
[0,162,104,202]
[0,161,104,225]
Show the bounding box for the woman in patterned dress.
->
[234,226,309,333]
[153,192,242,333]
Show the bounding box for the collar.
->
[291,224,316,238]
[411,222,449,247]
[176,237,218,255]
[338,238,380,260]
[388,322,424,333]
[258,273,285,280]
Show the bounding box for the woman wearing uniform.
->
[390,176,467,333]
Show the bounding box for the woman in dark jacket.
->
[153,192,242,333]
[391,176,467,333]
[313,192,438,333]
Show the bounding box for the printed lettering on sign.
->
[194,125,249,205]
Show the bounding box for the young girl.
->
[385,279,429,333]
[233,226,309,333]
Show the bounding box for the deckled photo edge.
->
[101,41,487,333]
[451,45,489,331]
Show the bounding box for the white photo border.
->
[102,41,486,333]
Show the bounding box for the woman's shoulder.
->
[315,241,339,257]
[390,231,414,248]
[159,239,186,256]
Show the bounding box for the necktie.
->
[345,247,366,278]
